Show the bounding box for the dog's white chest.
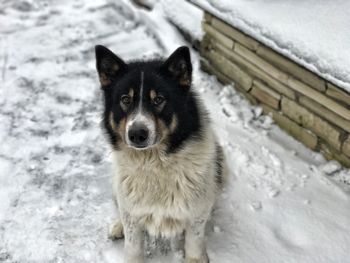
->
[112,137,217,236]
[114,149,211,212]
[119,160,194,213]
[114,157,197,236]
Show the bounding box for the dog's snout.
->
[128,123,149,147]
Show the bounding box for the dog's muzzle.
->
[128,122,149,148]
[125,113,156,149]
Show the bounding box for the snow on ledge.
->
[190,0,350,93]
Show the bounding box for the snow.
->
[159,0,204,41]
[1,0,350,262]
[191,0,350,93]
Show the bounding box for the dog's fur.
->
[95,45,227,263]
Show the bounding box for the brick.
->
[281,97,342,150]
[262,104,318,149]
[287,77,350,120]
[200,59,232,85]
[299,96,350,133]
[204,49,253,91]
[257,45,326,92]
[326,82,350,106]
[202,23,234,50]
[204,12,212,23]
[320,142,350,168]
[235,84,259,105]
[211,41,295,99]
[235,43,289,84]
[211,17,259,51]
[199,34,211,55]
[343,137,350,158]
[200,59,257,105]
[251,80,280,109]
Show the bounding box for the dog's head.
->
[95,45,196,151]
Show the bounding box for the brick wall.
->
[200,12,350,167]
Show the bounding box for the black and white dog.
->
[95,45,227,263]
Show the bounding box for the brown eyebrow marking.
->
[128,88,134,98]
[170,114,178,133]
[109,111,117,132]
[150,89,157,100]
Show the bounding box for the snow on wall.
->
[190,0,350,93]
[159,0,204,41]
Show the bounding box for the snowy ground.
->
[0,0,350,262]
[192,0,350,93]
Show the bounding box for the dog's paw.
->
[185,253,209,263]
[108,219,124,240]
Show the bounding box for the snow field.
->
[0,0,349,262]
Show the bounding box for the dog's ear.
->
[95,45,127,88]
[161,46,192,89]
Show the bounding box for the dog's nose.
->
[128,123,149,147]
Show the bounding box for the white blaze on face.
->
[125,71,156,148]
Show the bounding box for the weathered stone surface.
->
[281,97,342,150]
[251,80,280,109]
[287,77,350,120]
[200,19,350,166]
[204,12,212,23]
[235,84,259,105]
[211,41,296,99]
[200,58,232,85]
[200,34,211,54]
[299,96,350,133]
[262,104,318,149]
[204,49,253,91]
[211,17,259,51]
[200,59,257,105]
[202,23,234,50]
[320,142,350,168]
[263,102,349,167]
[257,45,326,92]
[235,43,289,83]
[342,137,350,158]
[326,82,350,106]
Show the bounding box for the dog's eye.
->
[153,96,165,106]
[121,95,131,105]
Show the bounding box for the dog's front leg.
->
[184,216,209,263]
[122,212,144,263]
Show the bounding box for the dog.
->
[95,45,227,263]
